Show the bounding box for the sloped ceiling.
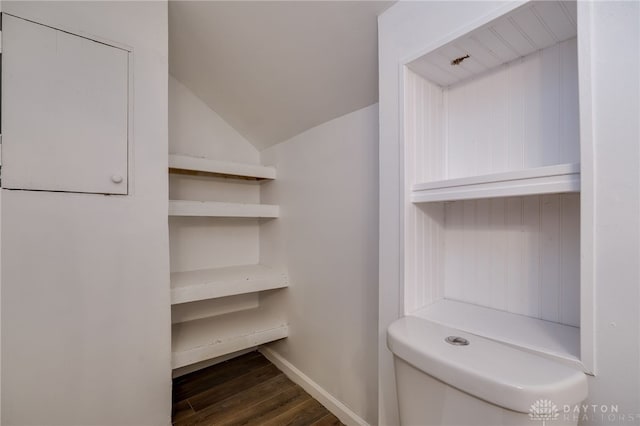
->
[169,1,393,150]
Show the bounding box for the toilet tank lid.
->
[387,316,588,413]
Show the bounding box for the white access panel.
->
[1,14,129,194]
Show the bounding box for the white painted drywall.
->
[1,0,4,420]
[169,76,258,164]
[582,0,640,420]
[169,1,391,150]
[379,1,640,425]
[169,76,260,274]
[260,104,379,425]
[1,2,171,425]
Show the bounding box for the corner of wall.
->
[169,75,259,164]
[256,104,380,426]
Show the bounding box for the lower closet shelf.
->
[172,325,288,369]
[172,310,289,369]
[171,264,289,305]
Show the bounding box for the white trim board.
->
[412,164,580,202]
[259,347,371,426]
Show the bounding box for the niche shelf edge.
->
[411,163,580,203]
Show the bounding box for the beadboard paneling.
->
[446,38,579,180]
[405,69,445,184]
[403,69,445,313]
[408,1,577,88]
[410,38,579,184]
[403,40,580,325]
[443,193,580,327]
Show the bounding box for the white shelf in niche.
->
[169,154,276,181]
[413,299,581,370]
[411,163,580,203]
[168,200,279,218]
[171,264,289,305]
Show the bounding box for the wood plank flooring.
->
[173,351,345,426]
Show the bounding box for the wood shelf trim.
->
[412,163,580,202]
[168,200,279,218]
[413,299,582,370]
[169,154,276,181]
[171,264,289,305]
[171,324,288,369]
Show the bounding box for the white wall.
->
[169,76,258,164]
[1,1,4,420]
[169,76,260,274]
[1,2,171,425]
[584,0,640,420]
[260,104,379,425]
[379,1,640,425]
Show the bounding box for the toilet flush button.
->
[111,175,124,184]
[445,336,469,346]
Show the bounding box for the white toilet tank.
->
[388,317,588,426]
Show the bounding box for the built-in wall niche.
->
[401,1,590,372]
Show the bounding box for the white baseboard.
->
[259,347,370,426]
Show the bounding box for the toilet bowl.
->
[387,316,588,426]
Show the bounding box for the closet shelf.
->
[172,325,288,369]
[171,264,289,305]
[169,200,279,218]
[169,154,276,181]
[411,163,580,203]
[413,299,581,370]
[172,311,288,369]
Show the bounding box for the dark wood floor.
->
[172,351,345,426]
